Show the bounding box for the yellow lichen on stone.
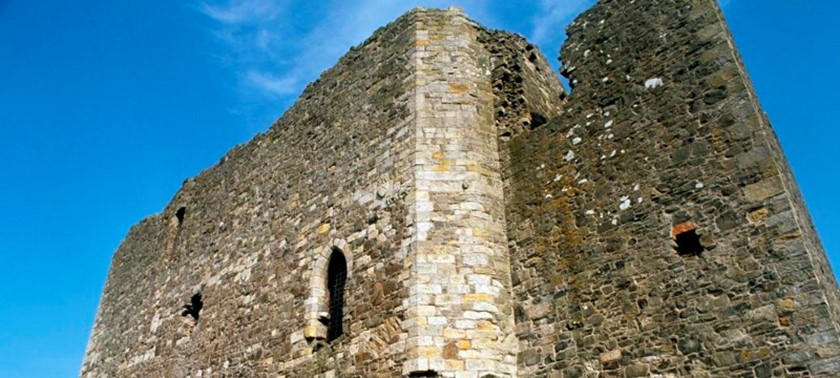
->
[476,320,497,331]
[748,207,769,223]
[303,324,319,339]
[778,297,798,312]
[472,228,490,237]
[316,223,330,235]
[432,150,450,172]
[464,293,493,302]
[449,83,469,93]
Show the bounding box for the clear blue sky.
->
[0,1,837,376]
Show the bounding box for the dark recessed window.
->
[326,249,347,342]
[175,207,186,225]
[674,229,704,256]
[409,371,440,377]
[181,293,203,322]
[530,111,547,130]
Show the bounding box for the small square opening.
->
[674,229,704,256]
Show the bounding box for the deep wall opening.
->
[181,293,203,322]
[326,249,347,342]
[674,229,704,257]
[175,207,186,225]
[529,111,547,130]
[408,370,439,377]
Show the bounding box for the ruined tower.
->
[82,1,840,377]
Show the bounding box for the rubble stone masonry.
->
[82,1,840,377]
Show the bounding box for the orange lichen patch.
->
[432,150,450,172]
[671,222,697,237]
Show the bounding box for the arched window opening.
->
[409,371,440,377]
[165,206,188,260]
[326,249,347,342]
[175,207,186,225]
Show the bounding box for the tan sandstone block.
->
[449,83,469,94]
[600,349,621,364]
[743,177,784,202]
[417,347,442,358]
[443,328,466,339]
[303,325,319,339]
[464,293,493,302]
[445,359,465,370]
[472,229,490,237]
[476,320,497,331]
[316,223,330,235]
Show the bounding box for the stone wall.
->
[83,1,840,377]
[400,9,563,377]
[502,0,840,376]
[81,7,564,378]
[81,9,421,377]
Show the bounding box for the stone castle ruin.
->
[82,0,840,377]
